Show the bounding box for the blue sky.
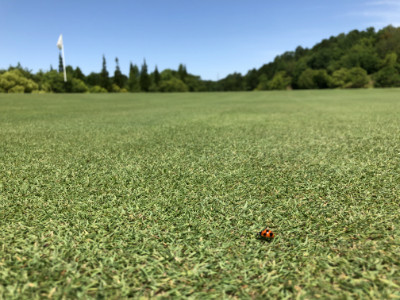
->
[1,0,400,80]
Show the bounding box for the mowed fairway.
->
[1,90,399,299]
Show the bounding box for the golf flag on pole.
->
[57,34,63,50]
[57,34,67,82]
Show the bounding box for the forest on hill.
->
[2,25,400,93]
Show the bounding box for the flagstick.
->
[61,46,67,82]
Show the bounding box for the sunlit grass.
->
[1,90,399,298]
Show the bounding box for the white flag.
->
[57,34,63,50]
[56,34,67,82]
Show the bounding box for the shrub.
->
[267,71,292,90]
[159,78,189,92]
[332,67,370,88]
[70,78,89,93]
[298,69,331,89]
[89,85,108,93]
[8,85,25,93]
[0,69,38,93]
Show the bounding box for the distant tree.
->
[267,71,292,90]
[74,67,85,81]
[382,52,398,68]
[244,69,259,91]
[331,68,348,88]
[140,59,151,92]
[292,58,308,89]
[219,73,243,91]
[184,74,205,91]
[69,78,89,93]
[376,25,400,58]
[178,64,187,81]
[298,69,317,89]
[332,67,369,88]
[255,74,269,90]
[0,69,38,93]
[113,57,126,89]
[373,52,400,87]
[294,46,307,59]
[153,66,161,87]
[99,55,111,91]
[65,65,74,78]
[158,77,188,92]
[149,65,161,92]
[41,70,65,93]
[86,72,101,87]
[374,67,400,87]
[313,69,331,88]
[339,42,380,73]
[90,85,108,93]
[58,54,63,73]
[308,48,341,70]
[160,69,176,81]
[374,68,400,87]
[347,67,370,88]
[298,69,331,89]
[128,63,140,92]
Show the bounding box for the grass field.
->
[1,90,399,299]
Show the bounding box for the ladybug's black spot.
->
[262,232,267,237]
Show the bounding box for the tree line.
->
[2,25,400,93]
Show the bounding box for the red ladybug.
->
[258,227,275,239]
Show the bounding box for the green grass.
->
[0,90,399,299]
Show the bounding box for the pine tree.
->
[128,62,140,92]
[140,59,150,92]
[178,64,187,81]
[58,54,63,73]
[154,66,161,87]
[100,55,110,91]
[113,57,125,88]
[74,67,85,81]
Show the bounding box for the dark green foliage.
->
[153,65,161,87]
[128,63,140,92]
[140,59,151,92]
[1,91,399,298]
[243,26,400,90]
[184,74,206,92]
[244,69,259,91]
[74,67,85,82]
[345,67,370,88]
[178,64,187,81]
[298,69,331,89]
[255,74,269,90]
[218,72,244,91]
[86,72,101,87]
[267,71,292,90]
[158,77,188,92]
[332,67,370,88]
[376,25,400,58]
[69,78,89,93]
[58,53,63,73]
[113,57,127,89]
[373,52,400,87]
[373,67,400,87]
[100,55,111,91]
[40,70,66,92]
